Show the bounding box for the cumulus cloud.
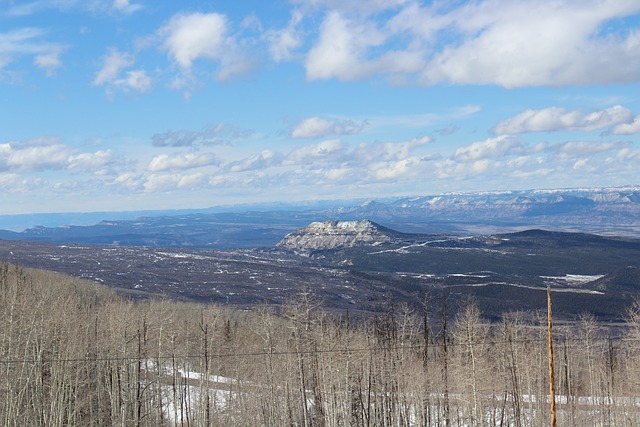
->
[493,105,634,134]
[300,1,640,87]
[323,167,355,182]
[160,13,228,69]
[113,172,143,190]
[158,12,254,82]
[0,172,46,194]
[370,157,421,180]
[354,135,432,162]
[223,134,433,182]
[420,1,640,87]
[611,117,640,135]
[68,150,116,174]
[304,10,426,81]
[10,0,640,90]
[305,11,385,81]
[268,135,433,184]
[93,48,151,93]
[454,136,534,162]
[226,150,281,173]
[291,117,367,138]
[284,139,347,165]
[0,138,71,172]
[143,172,208,192]
[0,137,118,175]
[147,152,220,172]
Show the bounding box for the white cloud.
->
[214,50,256,81]
[68,150,116,174]
[0,27,65,74]
[160,12,228,70]
[113,172,143,190]
[34,46,64,76]
[354,135,432,162]
[470,159,490,174]
[300,1,640,87]
[227,150,280,173]
[116,70,152,92]
[551,141,627,156]
[93,48,151,94]
[176,172,207,188]
[305,11,385,81]
[382,135,432,160]
[510,167,552,179]
[291,116,367,138]
[371,157,419,180]
[0,137,118,175]
[112,0,141,14]
[0,173,46,194]
[611,117,640,135]
[223,134,433,182]
[265,10,303,62]
[284,139,347,165]
[421,1,640,87]
[0,138,70,172]
[143,174,176,192]
[0,28,45,56]
[93,48,133,86]
[159,12,255,82]
[142,171,211,192]
[493,105,634,134]
[290,4,428,82]
[454,136,531,162]
[0,173,19,188]
[147,152,219,172]
[323,167,354,182]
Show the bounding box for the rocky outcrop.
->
[276,220,401,250]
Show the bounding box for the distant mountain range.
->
[1,186,639,248]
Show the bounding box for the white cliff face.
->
[277,220,395,250]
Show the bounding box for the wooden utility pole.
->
[547,287,557,427]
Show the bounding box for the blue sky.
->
[1,0,640,214]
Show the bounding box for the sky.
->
[1,0,640,215]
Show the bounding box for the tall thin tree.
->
[547,287,556,427]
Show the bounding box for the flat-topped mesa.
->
[277,220,400,250]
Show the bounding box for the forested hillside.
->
[2,261,640,426]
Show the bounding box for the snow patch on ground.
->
[541,274,605,284]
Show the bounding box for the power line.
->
[0,336,637,365]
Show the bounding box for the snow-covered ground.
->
[145,361,640,427]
